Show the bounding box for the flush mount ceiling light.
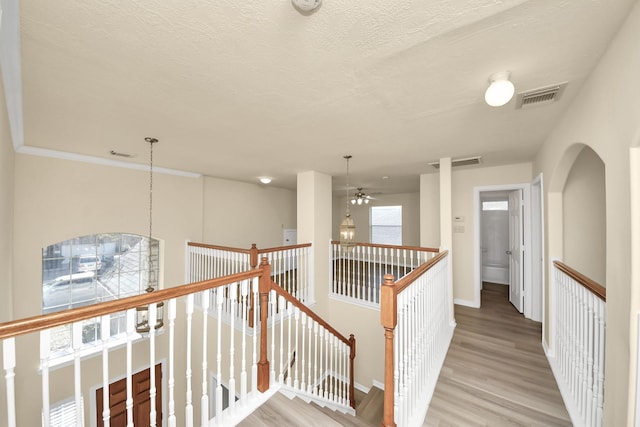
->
[292,0,321,12]
[259,177,272,184]
[485,71,515,107]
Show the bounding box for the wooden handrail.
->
[0,269,263,341]
[257,243,312,254]
[554,261,606,301]
[187,241,252,254]
[392,250,449,295]
[269,276,351,346]
[331,241,439,253]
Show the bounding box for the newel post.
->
[248,244,259,328]
[380,274,397,427]
[349,334,356,409]
[257,257,271,392]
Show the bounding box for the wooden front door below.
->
[96,363,162,426]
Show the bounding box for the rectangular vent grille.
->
[516,82,568,109]
[429,156,482,169]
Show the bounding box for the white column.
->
[420,172,441,247]
[297,171,332,312]
[439,157,455,324]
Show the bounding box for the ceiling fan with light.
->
[351,188,374,205]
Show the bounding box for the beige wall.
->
[451,163,533,303]
[203,176,296,249]
[11,154,204,425]
[562,146,606,285]
[420,173,440,247]
[332,192,421,247]
[0,68,14,427]
[533,2,640,423]
[0,71,14,323]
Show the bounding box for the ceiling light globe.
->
[485,72,515,107]
[351,199,356,205]
[357,198,363,205]
[259,177,272,184]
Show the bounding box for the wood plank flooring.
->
[424,283,571,426]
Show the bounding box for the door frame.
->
[473,183,534,319]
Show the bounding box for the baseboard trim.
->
[454,298,479,308]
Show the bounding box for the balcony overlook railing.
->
[550,260,606,427]
[331,241,439,307]
[380,250,453,427]
[0,257,354,426]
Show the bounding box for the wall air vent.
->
[428,156,482,169]
[515,82,568,109]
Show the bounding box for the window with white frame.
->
[41,233,160,357]
[370,206,402,245]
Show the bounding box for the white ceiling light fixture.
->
[259,177,272,184]
[292,0,322,13]
[484,71,515,107]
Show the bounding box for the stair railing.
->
[331,241,439,307]
[550,260,606,427]
[187,242,314,326]
[380,250,453,427]
[0,257,354,426]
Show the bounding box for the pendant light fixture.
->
[136,137,164,333]
[339,155,356,250]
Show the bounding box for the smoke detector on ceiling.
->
[292,0,322,12]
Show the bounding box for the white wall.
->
[332,192,421,246]
[0,60,14,427]
[420,173,440,247]
[533,2,640,423]
[450,163,533,303]
[0,66,14,323]
[562,146,606,285]
[203,176,296,249]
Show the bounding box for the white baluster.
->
[252,277,259,395]
[125,309,135,427]
[3,338,16,427]
[300,312,306,392]
[241,281,248,404]
[278,296,285,384]
[294,307,300,389]
[185,294,194,427]
[313,321,319,395]
[201,290,210,427]
[270,290,276,385]
[307,316,313,393]
[215,287,224,424]
[168,299,177,427]
[319,327,325,398]
[286,303,293,387]
[101,315,111,426]
[72,322,83,427]
[228,285,237,417]
[41,330,51,427]
[149,304,158,427]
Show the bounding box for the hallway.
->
[424,283,571,426]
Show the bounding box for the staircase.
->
[238,385,384,426]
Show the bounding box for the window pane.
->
[482,201,508,211]
[42,233,160,353]
[371,206,402,245]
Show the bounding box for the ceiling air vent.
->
[429,156,482,169]
[515,82,568,109]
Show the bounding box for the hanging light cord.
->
[344,155,352,213]
[145,137,158,292]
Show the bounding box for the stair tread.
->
[355,386,384,425]
[238,391,371,427]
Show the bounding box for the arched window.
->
[42,233,160,359]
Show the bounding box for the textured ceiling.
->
[18,0,637,194]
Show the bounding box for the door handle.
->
[506,250,512,255]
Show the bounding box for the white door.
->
[508,189,524,313]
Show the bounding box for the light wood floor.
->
[424,283,571,426]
